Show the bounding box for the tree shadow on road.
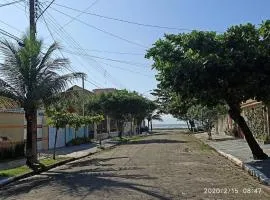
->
[246,158,270,178]
[64,156,129,168]
[1,156,171,200]
[125,139,187,145]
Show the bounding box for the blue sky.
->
[0,0,270,124]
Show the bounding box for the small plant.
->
[66,137,92,146]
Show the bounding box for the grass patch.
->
[39,157,70,167]
[0,166,32,178]
[200,142,212,151]
[0,157,71,178]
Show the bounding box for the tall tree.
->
[87,90,153,137]
[0,36,83,170]
[146,21,270,159]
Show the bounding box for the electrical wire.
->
[0,28,22,42]
[41,14,103,89]
[52,2,223,33]
[0,0,24,8]
[56,0,100,32]
[42,7,127,89]
[62,49,150,68]
[39,5,124,89]
[50,7,148,49]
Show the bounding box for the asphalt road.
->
[1,131,270,200]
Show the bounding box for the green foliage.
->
[46,109,71,130]
[0,35,84,165]
[66,137,92,146]
[87,90,155,134]
[187,104,227,131]
[0,35,84,109]
[146,21,270,159]
[146,21,270,108]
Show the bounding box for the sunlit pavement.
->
[1,131,270,200]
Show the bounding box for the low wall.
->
[0,110,24,142]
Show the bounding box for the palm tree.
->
[146,112,163,132]
[0,36,84,171]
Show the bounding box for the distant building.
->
[66,85,94,95]
[92,88,116,95]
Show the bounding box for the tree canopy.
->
[0,35,84,169]
[87,90,156,137]
[146,21,270,159]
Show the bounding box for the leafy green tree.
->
[47,109,71,159]
[87,90,153,137]
[146,21,270,159]
[68,115,84,138]
[187,105,227,138]
[0,36,84,169]
[151,89,194,131]
[146,112,163,132]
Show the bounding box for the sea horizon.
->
[152,123,188,129]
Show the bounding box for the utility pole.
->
[82,76,85,117]
[29,0,36,40]
[82,76,86,138]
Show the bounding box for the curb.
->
[203,141,270,186]
[0,142,119,188]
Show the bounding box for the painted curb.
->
[0,142,119,188]
[207,143,270,186]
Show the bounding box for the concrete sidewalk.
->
[0,139,117,171]
[0,139,118,186]
[194,132,270,185]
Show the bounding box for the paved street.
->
[1,131,270,200]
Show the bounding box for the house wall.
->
[0,110,24,142]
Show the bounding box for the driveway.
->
[1,131,270,200]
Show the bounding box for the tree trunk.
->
[228,103,268,160]
[151,120,153,132]
[117,121,123,138]
[25,109,38,169]
[147,120,150,130]
[186,121,191,131]
[131,118,134,135]
[53,128,58,160]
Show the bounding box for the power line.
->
[0,19,24,34]
[41,13,103,89]
[57,0,100,31]
[36,0,56,21]
[41,7,127,89]
[62,49,150,68]
[53,2,223,33]
[50,7,148,49]
[40,7,124,89]
[69,48,144,56]
[53,3,194,32]
[62,49,152,77]
[0,0,24,8]
[0,28,22,42]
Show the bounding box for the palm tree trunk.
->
[151,120,153,132]
[147,120,150,130]
[228,102,268,160]
[25,109,38,168]
[53,128,58,160]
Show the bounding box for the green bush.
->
[66,137,92,146]
[0,142,25,160]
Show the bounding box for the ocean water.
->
[152,123,188,129]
